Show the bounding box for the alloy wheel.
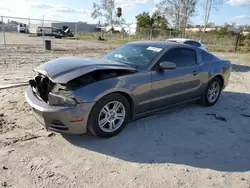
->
[98,101,126,133]
[207,81,220,103]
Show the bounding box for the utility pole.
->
[42,15,45,49]
[234,33,240,53]
[1,16,6,49]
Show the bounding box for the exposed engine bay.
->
[29,75,54,102]
[29,69,134,104]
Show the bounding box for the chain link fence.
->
[0,15,247,86]
[76,28,239,52]
[0,16,242,53]
[1,15,241,52]
[0,16,98,84]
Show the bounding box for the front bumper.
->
[25,86,95,134]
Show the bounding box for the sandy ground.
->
[0,33,250,188]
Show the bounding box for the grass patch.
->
[78,35,250,54]
[79,36,97,41]
[79,35,131,45]
[238,47,250,53]
[242,57,250,64]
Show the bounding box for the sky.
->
[0,0,249,26]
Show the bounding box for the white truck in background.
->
[36,26,74,38]
[17,23,29,33]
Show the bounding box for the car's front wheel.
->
[88,93,130,138]
[201,77,222,106]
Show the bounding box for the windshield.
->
[102,43,163,69]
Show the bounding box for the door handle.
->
[192,71,198,75]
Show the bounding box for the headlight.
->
[48,92,77,106]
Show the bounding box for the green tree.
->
[136,12,153,30]
[10,20,19,25]
[151,11,168,30]
[180,0,198,32]
[136,11,168,30]
[156,0,197,31]
[91,0,115,27]
[136,11,168,39]
[201,0,223,32]
[156,0,181,28]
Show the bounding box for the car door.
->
[150,46,202,110]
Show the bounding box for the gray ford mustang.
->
[25,41,232,138]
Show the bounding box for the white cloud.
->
[115,0,150,8]
[0,0,93,22]
[149,7,158,16]
[29,3,91,15]
[227,0,250,5]
[231,15,250,20]
[119,4,134,8]
[31,4,54,9]
[115,0,149,3]
[152,7,158,13]
[0,7,11,12]
[53,5,91,15]
[226,15,250,25]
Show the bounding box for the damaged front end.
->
[29,74,77,107]
[26,57,138,134]
[29,69,136,107]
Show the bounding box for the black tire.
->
[201,77,222,106]
[88,93,130,138]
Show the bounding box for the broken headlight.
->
[48,92,77,107]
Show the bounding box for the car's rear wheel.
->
[201,77,222,106]
[88,93,130,138]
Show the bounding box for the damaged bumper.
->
[25,86,95,134]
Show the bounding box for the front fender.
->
[71,71,152,115]
[72,77,133,103]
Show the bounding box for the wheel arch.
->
[115,91,135,120]
[212,74,224,89]
[201,74,224,106]
[87,91,135,131]
[98,91,135,120]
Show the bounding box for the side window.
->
[160,48,197,67]
[184,41,201,47]
[201,51,214,62]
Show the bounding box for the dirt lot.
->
[0,33,250,188]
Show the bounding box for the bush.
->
[242,39,250,47]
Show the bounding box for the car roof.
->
[127,40,179,48]
[168,38,200,43]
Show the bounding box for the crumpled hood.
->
[34,57,137,84]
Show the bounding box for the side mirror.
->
[159,61,176,69]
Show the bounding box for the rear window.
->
[201,51,214,62]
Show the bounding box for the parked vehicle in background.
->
[167,38,208,51]
[36,27,74,38]
[17,23,29,33]
[25,41,232,138]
